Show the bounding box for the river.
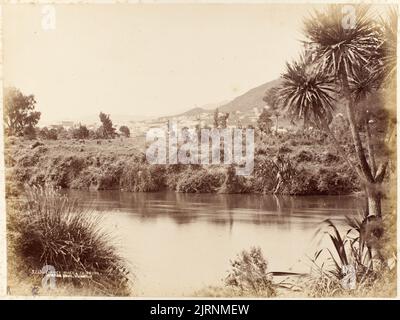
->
[65,190,366,296]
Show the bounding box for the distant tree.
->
[257,108,274,134]
[47,128,58,140]
[23,125,38,140]
[39,127,49,139]
[4,87,41,136]
[263,87,281,133]
[56,126,70,139]
[219,112,229,129]
[213,108,230,128]
[89,129,97,139]
[98,112,116,139]
[119,125,130,138]
[96,126,106,139]
[39,127,58,140]
[213,108,219,128]
[72,124,90,139]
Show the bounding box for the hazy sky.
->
[3,3,320,123]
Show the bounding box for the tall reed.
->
[9,186,131,296]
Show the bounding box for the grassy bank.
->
[7,186,132,296]
[5,134,360,197]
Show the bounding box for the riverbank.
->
[4,134,360,197]
[6,187,132,296]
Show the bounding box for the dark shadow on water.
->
[64,190,366,229]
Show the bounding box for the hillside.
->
[169,78,282,119]
[219,78,282,113]
[178,107,209,117]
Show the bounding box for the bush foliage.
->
[8,187,131,296]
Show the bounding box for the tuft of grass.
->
[8,186,131,296]
[301,215,396,297]
[225,247,276,297]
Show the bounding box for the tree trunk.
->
[340,75,384,219]
[364,116,377,176]
[341,74,374,183]
[321,115,383,219]
[366,187,382,218]
[344,100,374,182]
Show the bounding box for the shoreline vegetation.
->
[4,4,397,297]
[7,186,132,296]
[4,132,362,198]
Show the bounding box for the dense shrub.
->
[316,166,359,194]
[317,151,340,164]
[225,247,276,297]
[44,156,87,188]
[119,125,130,138]
[9,187,131,296]
[278,145,292,153]
[120,163,165,192]
[294,149,314,163]
[302,216,396,298]
[251,155,277,193]
[176,168,225,193]
[5,137,361,196]
[39,127,58,140]
[72,125,90,140]
[219,165,250,193]
[285,166,319,195]
[285,165,359,195]
[164,164,186,190]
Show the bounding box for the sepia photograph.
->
[1,1,398,300]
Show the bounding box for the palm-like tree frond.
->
[376,6,398,88]
[304,5,380,83]
[348,63,379,103]
[277,55,337,127]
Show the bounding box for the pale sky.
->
[3,3,320,123]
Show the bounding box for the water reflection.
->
[65,190,365,229]
[62,190,370,296]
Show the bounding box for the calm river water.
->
[65,190,365,296]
